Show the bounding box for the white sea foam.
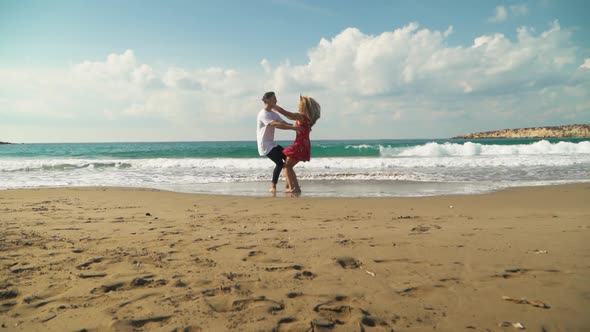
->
[2,140,589,196]
[345,144,377,150]
[385,140,590,157]
[2,153,589,173]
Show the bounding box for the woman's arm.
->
[270,121,300,131]
[272,105,303,122]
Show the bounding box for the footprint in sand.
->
[206,243,229,251]
[396,215,419,220]
[232,297,285,313]
[397,285,437,298]
[274,317,297,330]
[311,295,391,330]
[130,275,168,288]
[91,276,168,294]
[11,266,39,274]
[410,224,441,234]
[235,245,257,250]
[206,295,284,314]
[193,257,217,267]
[0,289,19,301]
[335,239,355,247]
[373,258,424,265]
[118,293,160,308]
[242,250,280,263]
[274,240,293,249]
[111,315,172,329]
[0,290,19,313]
[495,268,560,279]
[202,285,234,297]
[91,282,125,294]
[294,271,316,280]
[78,273,107,279]
[286,292,304,298]
[265,265,303,272]
[438,277,461,284]
[76,257,103,270]
[222,272,248,281]
[335,257,362,269]
[494,268,529,279]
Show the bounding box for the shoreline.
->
[1,184,589,330]
[2,179,590,198]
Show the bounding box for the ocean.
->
[1,139,589,197]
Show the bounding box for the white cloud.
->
[1,50,265,135]
[443,26,454,38]
[510,4,529,16]
[262,21,587,136]
[488,6,508,23]
[488,4,529,23]
[1,21,588,142]
[554,56,575,66]
[73,49,138,80]
[267,21,577,97]
[461,81,474,93]
[260,59,272,74]
[162,68,201,90]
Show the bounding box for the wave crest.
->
[382,140,590,157]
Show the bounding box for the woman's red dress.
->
[283,115,311,162]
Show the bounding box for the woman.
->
[272,95,321,194]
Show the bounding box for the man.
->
[257,91,299,193]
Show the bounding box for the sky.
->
[1,0,589,143]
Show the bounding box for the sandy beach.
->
[1,184,589,331]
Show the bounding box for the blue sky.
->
[1,0,589,142]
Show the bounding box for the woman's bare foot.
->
[285,187,301,194]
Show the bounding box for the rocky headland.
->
[0,141,14,145]
[453,124,590,139]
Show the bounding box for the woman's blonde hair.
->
[299,96,321,127]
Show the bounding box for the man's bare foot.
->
[269,187,277,193]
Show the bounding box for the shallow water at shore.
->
[142,179,590,197]
[1,139,589,197]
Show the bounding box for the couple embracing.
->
[256,91,321,195]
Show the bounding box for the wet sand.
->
[1,184,589,331]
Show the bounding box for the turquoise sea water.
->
[2,138,588,159]
[1,139,589,197]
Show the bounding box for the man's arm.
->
[270,121,299,131]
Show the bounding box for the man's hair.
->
[263,91,275,100]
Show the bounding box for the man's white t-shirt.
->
[257,109,283,156]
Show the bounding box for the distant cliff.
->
[453,124,590,139]
[0,141,13,145]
